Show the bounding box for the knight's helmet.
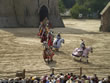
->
[58,32,60,35]
[57,32,61,38]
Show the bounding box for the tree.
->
[59,0,66,13]
[70,0,110,18]
[70,4,80,18]
[63,0,75,8]
[70,3,88,18]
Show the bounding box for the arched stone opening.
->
[39,5,48,22]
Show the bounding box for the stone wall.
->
[0,0,17,27]
[0,0,64,28]
[101,7,110,31]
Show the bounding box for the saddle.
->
[56,39,60,45]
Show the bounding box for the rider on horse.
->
[56,32,61,45]
[40,18,51,43]
[80,39,86,50]
[43,45,54,62]
[80,39,86,56]
[41,31,47,43]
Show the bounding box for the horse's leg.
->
[72,54,75,60]
[72,55,74,60]
[87,57,89,63]
[51,56,53,62]
[55,48,57,51]
[57,48,59,51]
[48,58,49,64]
[44,58,45,61]
[56,48,59,51]
[43,55,46,62]
[80,57,82,62]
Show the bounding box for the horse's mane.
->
[87,46,93,51]
[59,38,64,42]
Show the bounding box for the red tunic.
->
[43,49,54,59]
[48,35,53,47]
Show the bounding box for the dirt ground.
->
[0,19,110,78]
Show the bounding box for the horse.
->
[43,48,54,63]
[53,38,64,51]
[43,41,54,63]
[72,47,93,63]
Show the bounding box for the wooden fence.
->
[0,67,110,78]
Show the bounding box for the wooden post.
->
[80,67,82,79]
[16,69,25,79]
[51,68,54,75]
[23,69,25,79]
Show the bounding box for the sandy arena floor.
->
[0,19,110,78]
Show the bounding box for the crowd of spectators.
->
[0,73,110,83]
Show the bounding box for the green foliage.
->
[70,4,79,18]
[62,0,75,8]
[70,4,88,18]
[59,0,66,13]
[70,0,110,18]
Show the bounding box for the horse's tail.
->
[62,38,65,43]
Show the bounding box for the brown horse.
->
[43,48,54,63]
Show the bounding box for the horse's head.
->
[43,41,48,49]
[88,47,93,53]
[60,38,64,44]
